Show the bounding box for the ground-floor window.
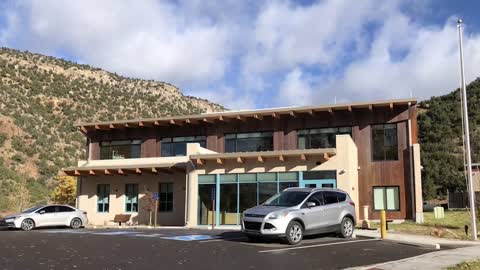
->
[97,184,110,213]
[373,186,400,211]
[125,184,138,212]
[159,183,174,212]
[198,175,215,225]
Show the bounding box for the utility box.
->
[434,206,445,219]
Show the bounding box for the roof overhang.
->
[190,148,336,166]
[63,162,186,176]
[75,98,417,132]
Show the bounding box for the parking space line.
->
[258,238,380,253]
[199,237,248,243]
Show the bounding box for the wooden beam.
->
[80,126,88,133]
[196,158,204,165]
[202,117,210,123]
[368,104,373,111]
[104,169,112,175]
[152,167,158,174]
[289,111,295,117]
[253,114,263,120]
[300,154,307,161]
[154,120,161,126]
[185,118,191,124]
[279,155,285,162]
[328,108,333,114]
[94,124,101,130]
[218,116,225,122]
[88,170,95,175]
[272,112,279,119]
[138,121,145,127]
[169,119,176,125]
[216,158,223,165]
[236,115,243,121]
[389,102,394,110]
[308,109,314,116]
[74,170,81,176]
[118,169,126,175]
[236,157,243,164]
[323,152,331,161]
[257,156,264,163]
[135,168,142,174]
[347,106,352,112]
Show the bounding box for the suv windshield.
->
[264,191,310,207]
[21,206,43,213]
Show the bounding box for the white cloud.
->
[1,0,480,109]
[276,68,313,106]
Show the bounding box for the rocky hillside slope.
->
[0,47,224,210]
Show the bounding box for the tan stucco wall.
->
[77,172,186,226]
[413,143,424,223]
[186,135,359,227]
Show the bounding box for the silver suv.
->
[241,188,356,245]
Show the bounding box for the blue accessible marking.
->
[161,234,220,241]
[130,233,164,238]
[92,231,137,236]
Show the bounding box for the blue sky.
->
[1,0,480,109]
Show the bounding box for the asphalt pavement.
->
[0,228,444,270]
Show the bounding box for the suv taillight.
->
[349,201,355,206]
[83,211,87,215]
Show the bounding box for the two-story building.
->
[64,98,423,227]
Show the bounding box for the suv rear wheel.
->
[284,221,303,245]
[339,217,354,238]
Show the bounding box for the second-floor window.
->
[225,132,273,153]
[161,136,206,156]
[371,124,398,161]
[297,127,352,149]
[100,140,141,160]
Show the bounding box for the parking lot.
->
[0,228,447,269]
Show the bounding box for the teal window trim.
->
[97,184,110,213]
[125,184,139,213]
[215,174,220,226]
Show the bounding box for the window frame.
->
[372,186,400,211]
[371,123,399,161]
[125,184,139,213]
[224,131,274,153]
[161,136,206,157]
[99,139,142,160]
[97,184,110,213]
[159,183,174,212]
[297,126,352,150]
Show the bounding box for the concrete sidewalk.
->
[356,229,480,247]
[350,245,480,270]
[352,229,480,269]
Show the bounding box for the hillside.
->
[0,47,224,211]
[418,78,480,200]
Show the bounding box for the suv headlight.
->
[268,211,289,220]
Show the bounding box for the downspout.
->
[407,103,416,220]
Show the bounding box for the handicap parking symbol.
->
[161,234,219,241]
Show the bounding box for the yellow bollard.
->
[380,209,387,239]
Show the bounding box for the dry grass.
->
[371,211,477,240]
[447,260,480,270]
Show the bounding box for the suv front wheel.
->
[339,217,354,238]
[284,221,303,245]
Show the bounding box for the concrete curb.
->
[383,238,441,250]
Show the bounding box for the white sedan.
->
[0,205,88,231]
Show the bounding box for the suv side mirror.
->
[307,202,316,208]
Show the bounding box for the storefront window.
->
[219,181,237,225]
[239,174,257,218]
[297,127,351,149]
[198,175,216,225]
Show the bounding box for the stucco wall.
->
[186,135,359,226]
[77,172,186,226]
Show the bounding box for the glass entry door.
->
[301,179,336,188]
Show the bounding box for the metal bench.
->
[112,214,131,226]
